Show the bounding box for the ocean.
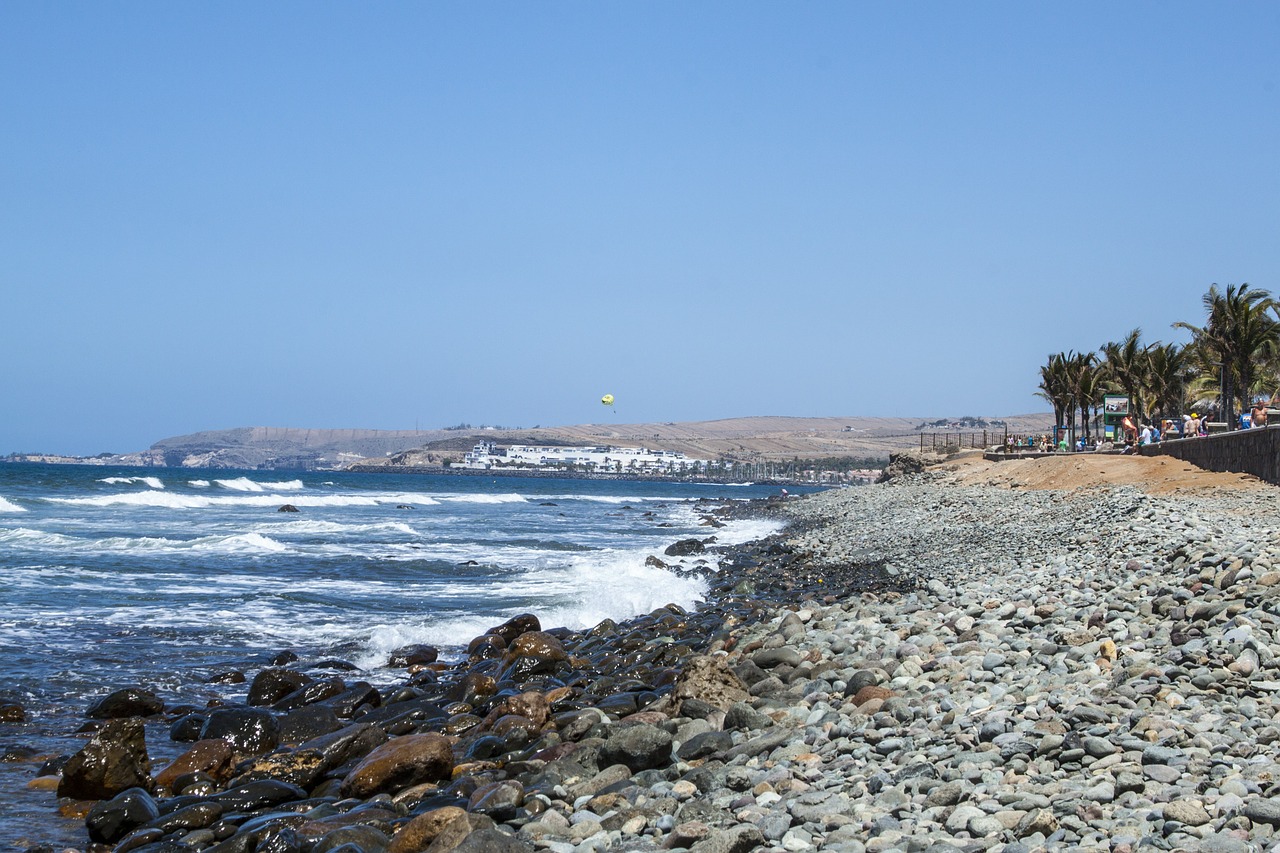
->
[0,462,811,847]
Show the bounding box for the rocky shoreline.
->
[20,464,1280,853]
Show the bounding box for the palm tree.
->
[1144,342,1193,423]
[1036,353,1073,439]
[1100,328,1150,424]
[1067,353,1103,442]
[1174,284,1280,428]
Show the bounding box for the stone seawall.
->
[1141,425,1280,484]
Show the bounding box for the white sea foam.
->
[712,517,785,546]
[188,480,211,488]
[214,477,304,492]
[437,493,529,505]
[0,496,26,512]
[46,492,412,509]
[0,527,292,557]
[252,520,418,537]
[99,476,165,489]
[346,541,713,669]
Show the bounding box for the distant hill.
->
[146,414,1054,470]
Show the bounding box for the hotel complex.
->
[456,442,709,475]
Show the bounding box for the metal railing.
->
[919,431,1004,452]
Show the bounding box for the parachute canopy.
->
[601,394,615,407]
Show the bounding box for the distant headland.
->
[5,414,1053,477]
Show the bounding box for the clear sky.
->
[3,3,1277,454]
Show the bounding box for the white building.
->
[457,442,707,474]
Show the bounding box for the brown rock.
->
[487,692,550,728]
[488,614,541,644]
[671,656,749,712]
[389,806,470,853]
[851,685,894,706]
[58,717,154,800]
[155,739,234,789]
[504,632,568,663]
[340,733,455,798]
[231,749,325,789]
[485,715,539,747]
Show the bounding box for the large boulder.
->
[487,614,541,644]
[876,452,930,483]
[86,688,164,720]
[388,644,439,668]
[249,668,311,706]
[85,786,160,843]
[599,723,673,772]
[502,632,568,679]
[388,806,471,853]
[665,538,706,557]
[154,739,234,789]
[340,733,455,798]
[58,717,154,800]
[199,707,281,756]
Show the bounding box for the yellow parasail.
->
[601,394,615,407]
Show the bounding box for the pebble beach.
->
[23,453,1280,853]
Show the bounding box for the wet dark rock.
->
[200,707,282,756]
[113,827,166,853]
[169,713,207,742]
[144,800,224,833]
[298,723,387,772]
[466,635,505,662]
[2,745,38,761]
[488,614,541,644]
[278,505,300,512]
[272,677,346,712]
[59,717,154,799]
[340,733,455,797]
[86,687,164,720]
[311,659,361,672]
[212,779,309,811]
[250,669,312,707]
[665,538,706,557]
[388,645,440,668]
[0,702,26,722]
[155,739,234,789]
[272,651,300,666]
[205,670,247,685]
[322,682,383,718]
[279,705,343,744]
[86,787,161,844]
[256,827,304,853]
[119,829,192,850]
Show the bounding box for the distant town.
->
[3,440,884,486]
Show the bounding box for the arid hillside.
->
[144,414,1054,469]
[385,414,1054,468]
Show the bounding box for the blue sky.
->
[3,3,1277,454]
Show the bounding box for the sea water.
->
[0,462,810,846]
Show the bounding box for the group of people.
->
[1120,416,1173,445]
[1002,400,1275,456]
[1003,434,1057,453]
